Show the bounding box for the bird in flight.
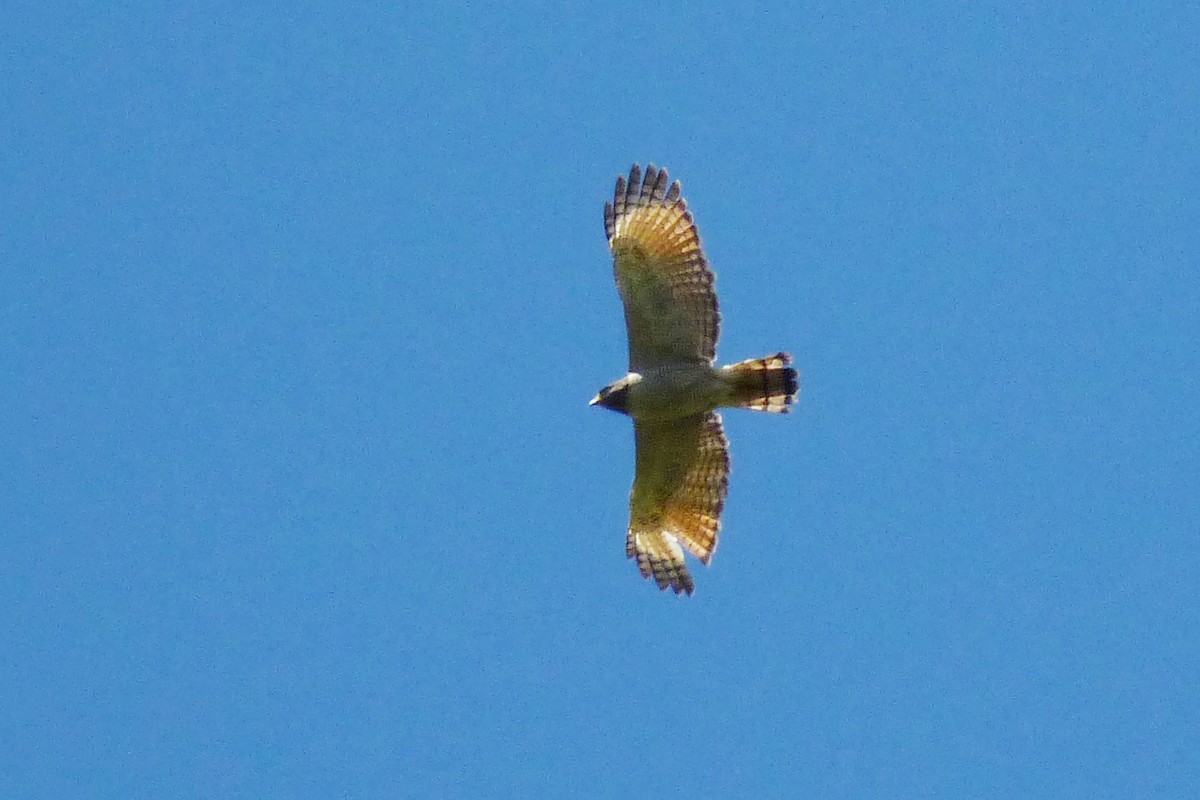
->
[591,164,799,595]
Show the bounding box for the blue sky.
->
[4,3,1198,797]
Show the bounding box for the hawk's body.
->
[591,164,799,595]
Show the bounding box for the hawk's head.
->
[589,373,641,415]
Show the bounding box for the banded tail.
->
[723,352,799,412]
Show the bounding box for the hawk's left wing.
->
[627,412,730,595]
[605,164,721,372]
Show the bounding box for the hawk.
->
[591,164,799,595]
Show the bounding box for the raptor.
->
[591,164,799,595]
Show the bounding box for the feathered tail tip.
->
[724,352,799,413]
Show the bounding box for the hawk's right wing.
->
[605,164,721,372]
[627,412,730,595]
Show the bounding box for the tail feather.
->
[723,352,799,412]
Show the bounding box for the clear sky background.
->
[4,3,1198,798]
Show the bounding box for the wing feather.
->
[627,412,730,595]
[605,164,720,371]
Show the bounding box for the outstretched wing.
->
[605,164,720,372]
[627,412,730,595]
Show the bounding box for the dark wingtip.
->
[671,572,696,596]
